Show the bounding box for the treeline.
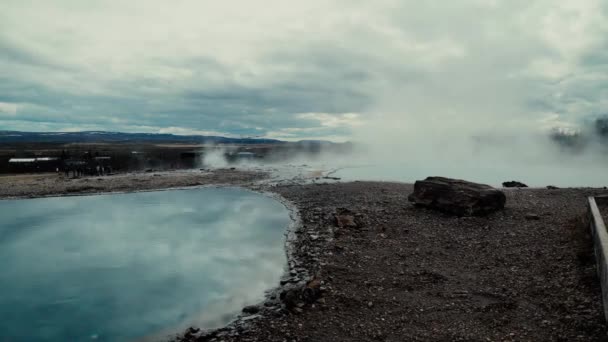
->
[550,116,608,152]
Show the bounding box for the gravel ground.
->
[2,173,608,341]
[187,182,608,342]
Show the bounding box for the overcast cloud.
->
[0,0,606,141]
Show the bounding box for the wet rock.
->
[280,287,301,309]
[241,314,261,321]
[242,305,260,314]
[502,181,528,188]
[408,177,506,216]
[302,277,322,304]
[280,277,299,285]
[183,326,201,339]
[191,330,217,341]
[263,301,277,307]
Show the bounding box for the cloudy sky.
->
[0,0,606,141]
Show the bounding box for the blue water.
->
[0,188,291,342]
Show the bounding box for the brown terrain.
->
[1,172,607,341]
[0,169,266,199]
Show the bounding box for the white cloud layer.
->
[0,0,606,143]
[0,102,18,116]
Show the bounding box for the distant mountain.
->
[294,139,334,145]
[0,131,285,145]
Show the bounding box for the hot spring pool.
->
[0,188,292,341]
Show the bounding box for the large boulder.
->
[408,177,506,216]
[502,180,528,188]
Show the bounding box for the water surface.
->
[0,188,291,341]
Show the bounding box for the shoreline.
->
[0,169,316,341]
[2,170,608,341]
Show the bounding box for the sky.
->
[0,0,607,142]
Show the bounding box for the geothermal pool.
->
[0,188,291,342]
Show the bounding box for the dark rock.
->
[335,214,356,228]
[280,288,301,309]
[408,177,506,216]
[546,185,559,190]
[502,181,528,188]
[182,326,201,339]
[242,305,260,314]
[335,208,358,228]
[302,277,322,304]
[525,213,541,220]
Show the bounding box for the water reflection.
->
[0,188,291,342]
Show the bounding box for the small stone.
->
[281,288,301,309]
[302,277,322,304]
[525,213,540,220]
[242,305,260,314]
[335,214,357,228]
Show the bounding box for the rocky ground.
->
[2,172,608,341]
[184,182,608,342]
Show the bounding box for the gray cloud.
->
[0,0,606,142]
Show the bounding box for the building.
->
[8,157,60,173]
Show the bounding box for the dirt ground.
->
[0,169,267,199]
[2,172,608,341]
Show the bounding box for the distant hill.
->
[0,131,286,145]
